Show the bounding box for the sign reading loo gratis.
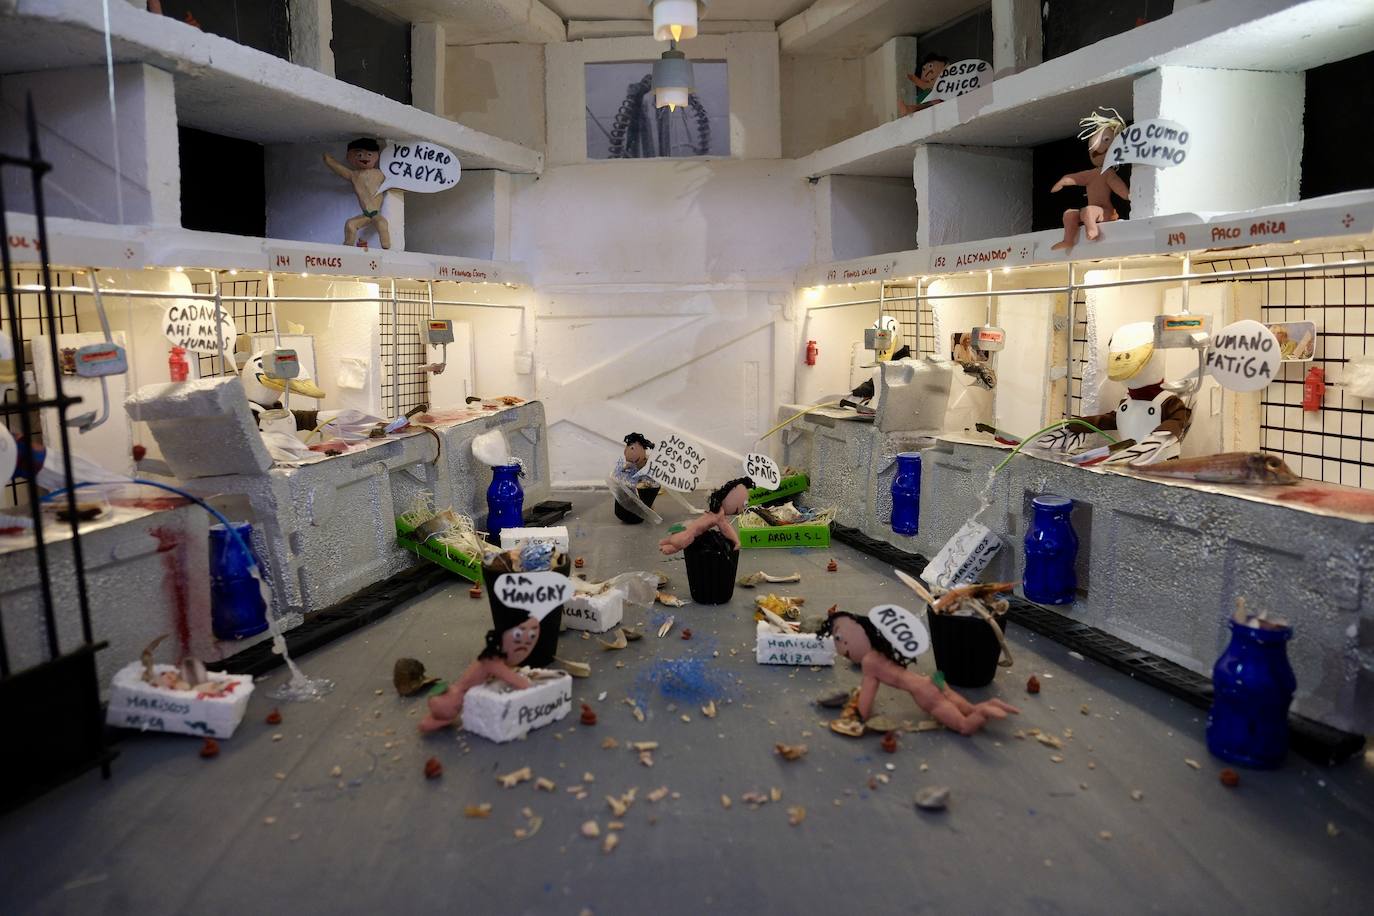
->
[380,141,460,193]
[744,452,781,491]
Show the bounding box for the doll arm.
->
[1105,169,1131,200]
[322,153,353,180]
[855,674,881,721]
[714,515,741,550]
[493,663,533,691]
[1051,169,1099,193]
[658,513,715,555]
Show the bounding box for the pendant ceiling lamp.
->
[652,45,693,111]
[648,0,706,43]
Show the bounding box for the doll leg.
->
[1050,209,1081,251]
[1082,205,1107,241]
[419,685,463,733]
[927,696,989,736]
[373,215,391,250]
[343,215,369,246]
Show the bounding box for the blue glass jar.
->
[890,452,921,536]
[1207,618,1296,768]
[486,463,524,543]
[209,522,269,641]
[1022,495,1077,605]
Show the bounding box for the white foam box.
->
[500,526,570,553]
[921,519,1001,591]
[561,589,625,633]
[462,669,573,743]
[755,622,836,666]
[105,662,255,738]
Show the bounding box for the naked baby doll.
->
[819,610,1019,735]
[323,138,391,249]
[1050,109,1129,252]
[657,476,753,555]
[419,613,539,733]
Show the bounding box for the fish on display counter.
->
[1129,452,1299,486]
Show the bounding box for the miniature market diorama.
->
[4,0,1374,909]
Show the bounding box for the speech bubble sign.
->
[162,302,236,355]
[494,571,572,620]
[1103,119,1191,172]
[0,425,15,483]
[870,604,930,661]
[1206,319,1281,392]
[744,453,781,491]
[929,59,991,102]
[379,140,461,193]
[648,433,707,492]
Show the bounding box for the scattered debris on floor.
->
[775,743,808,761]
[424,757,443,779]
[881,731,898,753]
[199,738,219,759]
[265,708,282,725]
[1220,769,1240,788]
[498,766,532,788]
[787,806,806,826]
[465,803,492,818]
[393,658,439,696]
[914,786,950,811]
[580,703,598,725]
[1026,675,1041,694]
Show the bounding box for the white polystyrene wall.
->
[824,175,917,261]
[1082,267,1168,415]
[994,294,1056,433]
[915,145,1033,248]
[432,280,534,402]
[405,170,509,260]
[272,277,385,416]
[264,143,404,251]
[794,282,884,406]
[514,160,811,487]
[781,54,868,159]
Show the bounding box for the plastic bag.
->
[1344,356,1374,400]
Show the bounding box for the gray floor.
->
[3,491,1373,915]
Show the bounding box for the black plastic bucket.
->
[613,484,661,524]
[683,529,740,605]
[927,609,1007,688]
[482,554,571,668]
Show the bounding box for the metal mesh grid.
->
[189,278,269,378]
[2,269,81,508]
[379,288,429,416]
[1069,287,1089,417]
[879,283,922,355]
[1198,248,1374,488]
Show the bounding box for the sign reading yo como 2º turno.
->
[1103,119,1191,171]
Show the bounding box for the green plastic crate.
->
[748,473,809,506]
[395,519,482,582]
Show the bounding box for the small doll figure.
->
[898,53,950,116]
[419,614,540,733]
[613,432,655,484]
[1050,109,1129,252]
[611,432,662,524]
[658,476,753,556]
[818,610,1018,735]
[323,138,391,249]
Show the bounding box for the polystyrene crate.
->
[106,662,254,738]
[462,669,573,743]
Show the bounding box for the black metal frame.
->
[0,96,114,813]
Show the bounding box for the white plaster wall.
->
[513,160,811,486]
[781,54,867,159]
[863,36,917,128]
[915,145,1033,248]
[0,63,179,227]
[444,43,547,152]
[1131,67,1305,219]
[545,33,781,166]
[794,282,885,405]
[431,278,534,401]
[405,170,510,260]
[412,22,446,115]
[272,277,385,416]
[264,143,404,251]
[824,174,916,260]
[994,293,1055,432]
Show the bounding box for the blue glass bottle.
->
[486,463,524,543]
[1207,618,1296,768]
[1022,496,1077,605]
[890,452,921,536]
[209,521,269,640]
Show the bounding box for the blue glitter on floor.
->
[630,650,732,708]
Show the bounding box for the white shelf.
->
[3,212,530,284]
[796,190,1374,287]
[796,0,1374,179]
[0,0,543,174]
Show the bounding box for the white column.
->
[863,36,917,125]
[991,0,1043,79]
[411,22,446,115]
[914,145,1032,248]
[289,0,333,76]
[1129,66,1304,219]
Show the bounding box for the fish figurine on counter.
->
[1131,452,1299,486]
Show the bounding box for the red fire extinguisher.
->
[1303,366,1325,412]
[805,340,818,366]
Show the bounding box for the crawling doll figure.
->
[658,476,753,555]
[818,610,1018,735]
[419,613,539,733]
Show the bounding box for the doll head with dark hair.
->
[708,476,754,514]
[623,432,655,470]
[478,613,540,666]
[817,610,908,667]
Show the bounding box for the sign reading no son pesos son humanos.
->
[744,453,781,491]
[648,433,707,492]
[494,571,572,620]
[929,60,991,102]
[870,604,930,661]
[1206,320,1281,392]
[1103,119,1191,171]
[162,302,236,355]
[379,141,461,193]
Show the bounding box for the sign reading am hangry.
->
[648,434,707,492]
[162,302,236,354]
[380,141,461,193]
[493,571,571,618]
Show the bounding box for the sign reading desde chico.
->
[161,302,236,355]
[380,141,461,193]
[744,452,781,491]
[870,604,930,661]
[1206,319,1281,392]
[929,59,991,101]
[493,571,571,619]
[1103,119,1191,171]
[648,433,707,492]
